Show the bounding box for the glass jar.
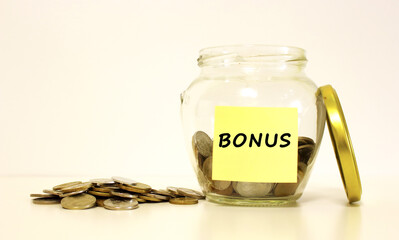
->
[180,45,326,206]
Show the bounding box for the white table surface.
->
[0,174,397,240]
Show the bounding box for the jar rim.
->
[198,44,307,67]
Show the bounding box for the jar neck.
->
[198,45,307,76]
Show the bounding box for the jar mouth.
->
[198,44,307,67]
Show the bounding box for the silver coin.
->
[192,131,213,158]
[112,176,138,186]
[103,198,139,210]
[232,182,273,198]
[111,189,138,199]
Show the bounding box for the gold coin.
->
[139,195,162,202]
[136,198,146,203]
[30,193,58,198]
[103,198,139,210]
[144,193,170,201]
[43,189,63,196]
[32,198,61,205]
[91,187,115,193]
[298,161,307,174]
[53,181,82,191]
[212,183,233,196]
[192,131,213,158]
[169,197,198,205]
[202,157,231,191]
[298,136,315,146]
[176,188,205,199]
[60,182,92,193]
[298,144,315,164]
[96,198,107,207]
[274,170,305,197]
[61,193,96,210]
[111,190,138,199]
[118,183,151,194]
[88,190,113,197]
[59,190,86,198]
[112,176,138,186]
[151,189,175,197]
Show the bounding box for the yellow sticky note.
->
[212,106,298,183]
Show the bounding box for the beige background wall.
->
[0,0,398,178]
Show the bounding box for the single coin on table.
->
[112,176,138,186]
[103,198,139,210]
[53,181,82,191]
[61,193,96,210]
[169,197,198,205]
[60,182,92,193]
[32,198,61,205]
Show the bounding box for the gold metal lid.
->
[318,85,362,203]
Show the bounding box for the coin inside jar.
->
[202,157,231,191]
[273,170,305,197]
[103,198,139,210]
[192,131,213,158]
[298,144,315,165]
[232,182,274,198]
[61,193,96,210]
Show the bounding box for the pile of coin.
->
[30,176,204,210]
[192,131,316,198]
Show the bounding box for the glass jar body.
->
[181,46,326,206]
